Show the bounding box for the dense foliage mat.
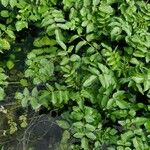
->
[0,0,150,149]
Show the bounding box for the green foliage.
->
[0,0,150,149]
[0,68,7,101]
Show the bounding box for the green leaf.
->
[101,95,109,108]
[132,76,144,84]
[130,58,140,65]
[5,30,15,39]
[69,35,79,43]
[75,40,87,53]
[144,121,150,132]
[51,91,57,105]
[6,60,14,70]
[10,0,17,8]
[144,72,150,91]
[81,137,89,150]
[88,67,100,76]
[1,10,9,18]
[73,121,84,128]
[116,99,129,109]
[15,21,28,31]
[30,97,41,110]
[120,131,134,142]
[85,124,96,132]
[86,132,96,140]
[83,75,97,87]
[74,132,84,138]
[70,54,80,62]
[84,115,95,123]
[56,120,70,129]
[93,0,100,6]
[107,98,115,109]
[20,79,28,87]
[1,0,9,7]
[133,137,144,150]
[31,87,38,97]
[33,36,56,47]
[0,87,5,101]
[133,51,145,58]
[132,117,148,126]
[86,23,94,33]
[60,57,69,65]
[15,92,23,100]
[21,98,28,107]
[57,23,69,30]
[0,39,10,50]
[111,27,122,40]
[55,29,66,50]
[61,130,70,143]
[23,88,30,97]
[71,111,84,121]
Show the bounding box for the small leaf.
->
[85,124,96,132]
[1,0,8,7]
[69,35,79,43]
[60,57,69,65]
[20,122,28,128]
[86,23,94,33]
[84,115,95,123]
[61,130,70,143]
[70,54,80,62]
[144,121,150,132]
[0,87,5,101]
[75,40,87,53]
[10,0,17,8]
[107,98,115,109]
[56,120,70,129]
[31,87,38,97]
[23,88,30,97]
[20,79,28,87]
[86,132,96,140]
[121,131,134,142]
[15,21,28,31]
[1,10,9,18]
[73,121,84,128]
[116,100,129,109]
[93,0,100,6]
[81,137,89,150]
[111,27,122,40]
[132,117,148,126]
[30,97,41,110]
[133,137,144,150]
[21,98,28,107]
[74,132,84,138]
[132,76,144,84]
[144,72,150,91]
[83,75,97,87]
[130,58,140,65]
[6,60,14,70]
[55,29,66,50]
[51,91,57,105]
[57,23,69,30]
[5,30,15,39]
[101,95,109,108]
[15,92,23,100]
[0,39,10,50]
